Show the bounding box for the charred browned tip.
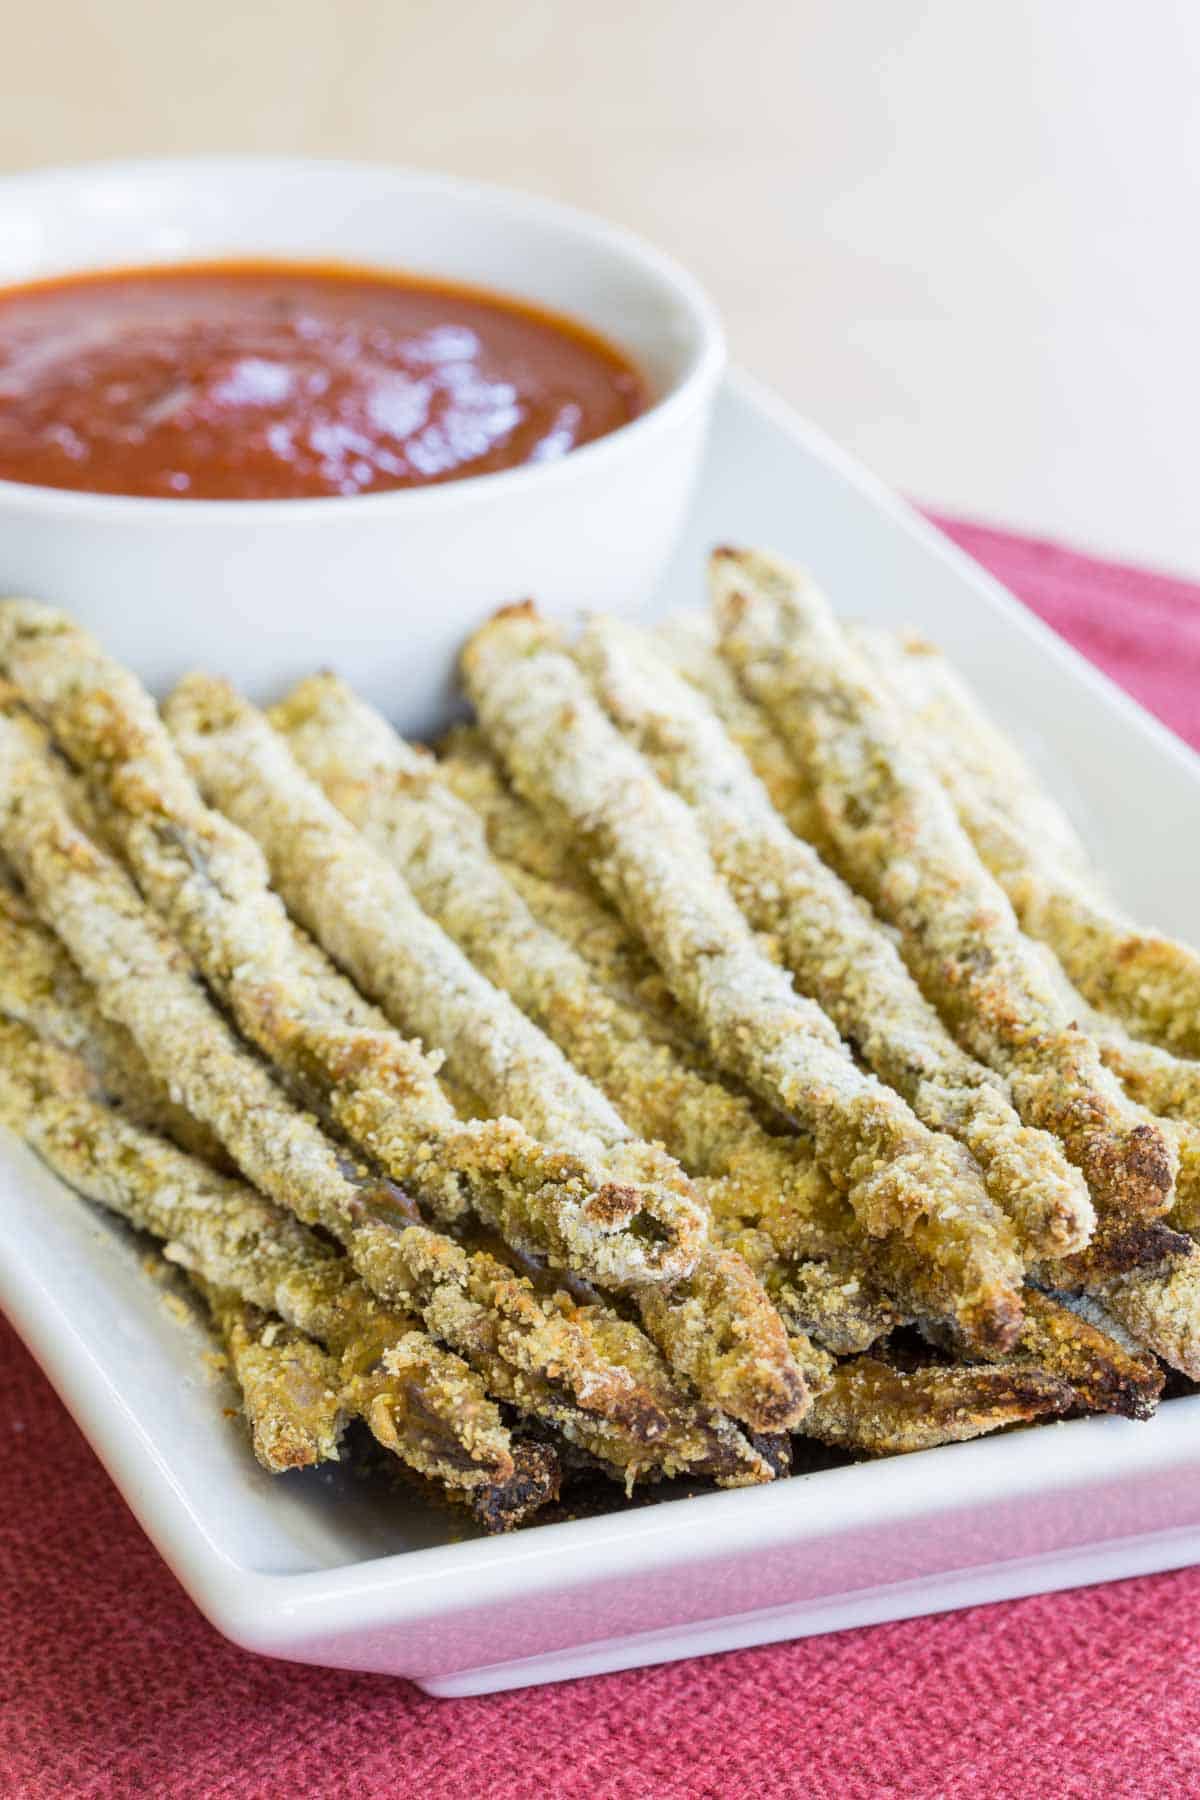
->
[962,1287,1026,1358]
[1072,1355,1162,1422]
[492,599,540,624]
[1015,1292,1163,1421]
[1078,1119,1176,1220]
[468,1439,561,1532]
[806,1358,1075,1456]
[973,1367,1076,1419]
[581,1182,640,1229]
[1047,1220,1192,1287]
[1124,1122,1177,1205]
[711,545,742,561]
[604,1389,672,1444]
[749,1381,809,1435]
[746,1431,792,1478]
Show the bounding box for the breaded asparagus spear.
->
[0,864,225,1164]
[0,706,725,1464]
[577,616,1092,1261]
[861,629,1200,1229]
[802,1358,1072,1454]
[1094,1032,1200,1129]
[439,727,693,1042]
[1099,1259,1200,1380]
[1033,1235,1200,1383]
[0,1014,530,1510]
[0,607,703,1299]
[654,612,829,849]
[712,548,1176,1249]
[1015,936,1200,1243]
[272,672,892,1358]
[163,673,805,1430]
[200,1285,346,1473]
[928,1287,1162,1421]
[435,721,1183,1379]
[856,625,1200,1057]
[461,603,1026,1352]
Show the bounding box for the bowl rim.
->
[0,154,726,524]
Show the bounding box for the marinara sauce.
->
[0,261,646,500]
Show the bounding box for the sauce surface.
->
[0,261,646,501]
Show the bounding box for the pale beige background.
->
[2,0,1199,572]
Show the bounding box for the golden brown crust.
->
[858,625,1200,1058]
[0,704,724,1470]
[164,668,706,1292]
[939,1287,1163,1420]
[272,671,812,1428]
[461,603,1026,1352]
[712,548,1176,1238]
[0,863,227,1164]
[203,1287,346,1473]
[0,1014,522,1500]
[802,1357,1073,1454]
[578,615,1092,1262]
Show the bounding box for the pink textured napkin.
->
[4,517,1200,1800]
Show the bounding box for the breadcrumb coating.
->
[578,615,1091,1262]
[462,603,1026,1352]
[0,863,225,1163]
[857,623,1200,1058]
[164,669,706,1292]
[0,1014,523,1502]
[435,730,910,1349]
[928,1287,1162,1420]
[712,548,1176,1243]
[202,1286,345,1473]
[272,671,813,1427]
[654,612,829,848]
[0,705,715,1467]
[1093,1029,1200,1127]
[1100,1257,1200,1380]
[802,1357,1072,1454]
[438,728,694,1045]
[1017,936,1200,1245]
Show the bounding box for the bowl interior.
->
[0,159,715,406]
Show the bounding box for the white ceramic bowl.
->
[0,157,724,724]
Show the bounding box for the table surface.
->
[1,0,1197,577]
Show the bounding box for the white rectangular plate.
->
[3,370,1198,1697]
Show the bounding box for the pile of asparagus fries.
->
[2,544,1197,1532]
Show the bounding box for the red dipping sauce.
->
[0,261,647,501]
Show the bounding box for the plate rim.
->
[3,363,1199,1661]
